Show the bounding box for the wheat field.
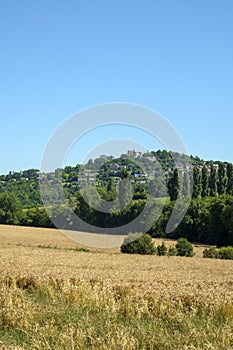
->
[0,224,233,349]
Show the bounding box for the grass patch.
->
[37,244,92,253]
[16,243,93,253]
[0,277,232,349]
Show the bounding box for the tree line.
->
[167,162,233,201]
[0,154,233,248]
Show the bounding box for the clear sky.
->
[0,0,233,174]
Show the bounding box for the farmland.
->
[0,225,233,349]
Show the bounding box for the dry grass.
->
[0,225,232,304]
[0,225,233,349]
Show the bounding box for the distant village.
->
[0,149,220,186]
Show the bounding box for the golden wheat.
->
[0,225,233,349]
[0,225,232,305]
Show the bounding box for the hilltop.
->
[0,149,228,208]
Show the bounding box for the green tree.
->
[203,246,219,259]
[0,192,22,224]
[226,163,233,195]
[209,165,217,196]
[121,233,156,255]
[149,178,167,198]
[167,245,178,256]
[157,241,167,256]
[106,178,117,201]
[167,168,179,201]
[218,246,233,260]
[23,206,53,228]
[75,188,99,227]
[201,166,209,197]
[175,237,194,257]
[192,166,202,198]
[218,162,227,195]
[118,170,133,210]
[220,197,233,246]
[182,171,191,199]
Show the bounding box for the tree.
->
[201,166,209,197]
[167,168,179,201]
[0,192,22,224]
[23,206,53,228]
[220,197,233,246]
[106,178,117,201]
[175,238,194,257]
[149,178,167,198]
[121,233,156,255]
[157,241,167,256]
[218,162,227,195]
[202,196,228,246]
[209,165,217,196]
[226,163,233,195]
[192,166,202,198]
[75,188,99,227]
[203,246,219,259]
[182,171,191,199]
[118,170,133,210]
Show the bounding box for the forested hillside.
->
[0,150,233,247]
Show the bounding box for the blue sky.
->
[0,0,233,174]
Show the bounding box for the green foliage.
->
[209,165,217,196]
[1,152,233,251]
[167,168,179,201]
[21,206,53,228]
[201,165,209,197]
[106,178,117,200]
[192,166,202,198]
[121,233,156,255]
[175,238,194,257]
[181,171,191,199]
[154,241,178,257]
[226,163,233,195]
[0,192,22,224]
[218,162,227,195]
[203,246,219,258]
[167,245,178,256]
[161,195,233,247]
[218,246,233,260]
[157,241,167,256]
[203,246,233,260]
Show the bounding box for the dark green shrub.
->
[203,246,219,259]
[203,246,233,260]
[218,246,233,260]
[176,238,194,257]
[157,241,167,256]
[167,245,178,256]
[121,233,156,255]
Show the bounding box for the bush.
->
[203,246,233,260]
[157,241,167,256]
[203,246,219,259]
[156,242,178,256]
[176,238,194,257]
[218,246,233,260]
[167,245,178,256]
[121,233,156,255]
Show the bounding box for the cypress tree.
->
[226,163,233,195]
[202,165,209,197]
[182,171,191,199]
[218,162,227,195]
[192,166,202,198]
[209,165,217,196]
[168,168,179,201]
